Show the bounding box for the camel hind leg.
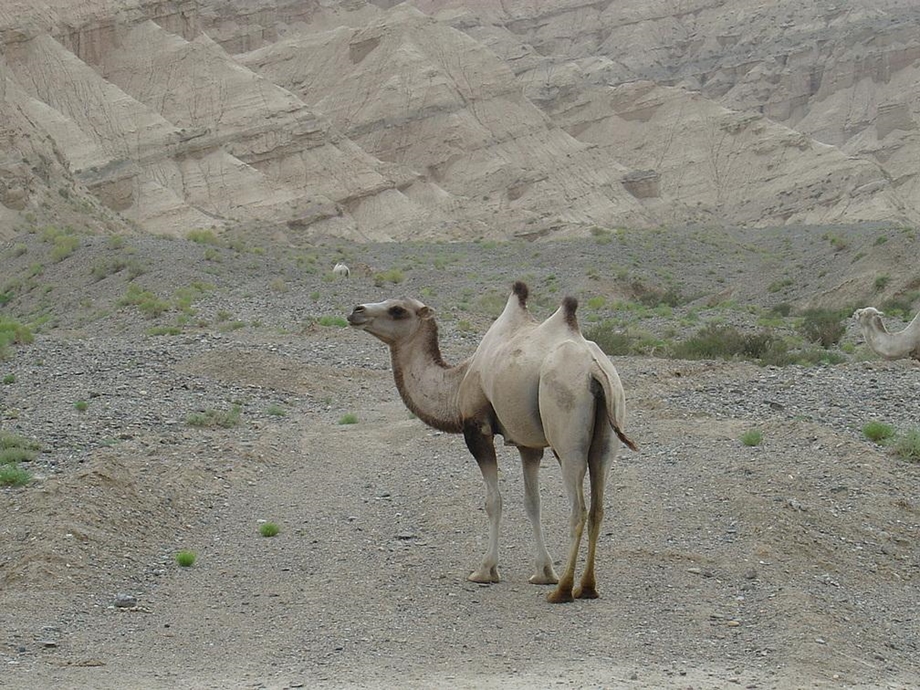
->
[546,451,588,603]
[575,406,615,599]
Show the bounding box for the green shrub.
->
[187,229,220,245]
[0,317,34,360]
[186,405,241,428]
[118,284,170,318]
[373,269,405,286]
[316,315,348,328]
[338,413,359,425]
[2,374,14,384]
[875,275,891,291]
[0,445,37,464]
[863,421,895,444]
[259,522,280,537]
[798,309,846,348]
[74,400,89,412]
[741,430,763,447]
[0,464,31,487]
[175,550,197,567]
[893,428,920,462]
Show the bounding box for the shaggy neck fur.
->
[389,317,468,433]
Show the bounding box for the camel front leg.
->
[464,422,502,583]
[520,447,558,585]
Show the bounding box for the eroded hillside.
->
[1,0,920,241]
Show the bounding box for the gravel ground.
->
[1,229,919,689]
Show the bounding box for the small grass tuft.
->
[259,522,280,537]
[74,399,89,412]
[186,405,241,428]
[741,430,763,447]
[0,464,31,487]
[338,413,359,425]
[175,550,197,567]
[863,421,895,444]
[893,427,920,462]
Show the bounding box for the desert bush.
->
[585,321,664,356]
[798,309,846,347]
[338,413,359,425]
[187,229,220,245]
[863,421,895,444]
[893,428,920,462]
[741,430,763,447]
[259,522,280,537]
[374,269,405,286]
[0,317,34,359]
[316,316,348,328]
[0,464,31,487]
[118,284,170,318]
[186,405,241,428]
[175,550,197,567]
[670,323,786,364]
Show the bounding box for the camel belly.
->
[486,372,548,448]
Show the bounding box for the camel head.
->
[347,297,434,347]
[853,307,884,329]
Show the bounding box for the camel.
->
[347,281,637,603]
[332,262,350,278]
[853,307,920,360]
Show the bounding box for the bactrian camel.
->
[853,307,920,360]
[347,281,637,603]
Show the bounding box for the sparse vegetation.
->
[893,427,920,462]
[316,315,348,328]
[175,550,197,567]
[0,464,31,487]
[186,405,242,428]
[0,317,34,360]
[863,421,895,444]
[74,400,89,412]
[798,309,846,348]
[259,522,280,537]
[741,429,763,447]
[338,413,359,425]
[374,268,405,286]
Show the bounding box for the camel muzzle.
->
[347,306,367,327]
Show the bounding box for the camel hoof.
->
[529,569,559,585]
[546,588,575,604]
[468,568,500,584]
[574,585,599,600]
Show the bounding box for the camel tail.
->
[588,349,638,453]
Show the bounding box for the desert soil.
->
[1,229,919,689]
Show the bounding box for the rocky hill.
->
[2,0,920,242]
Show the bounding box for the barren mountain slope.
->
[4,0,920,240]
[239,4,654,239]
[415,0,920,226]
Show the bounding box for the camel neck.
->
[389,319,467,433]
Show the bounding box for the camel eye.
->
[388,306,408,318]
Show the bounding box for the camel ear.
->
[418,306,435,320]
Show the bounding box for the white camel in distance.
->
[853,307,920,360]
[347,281,636,603]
